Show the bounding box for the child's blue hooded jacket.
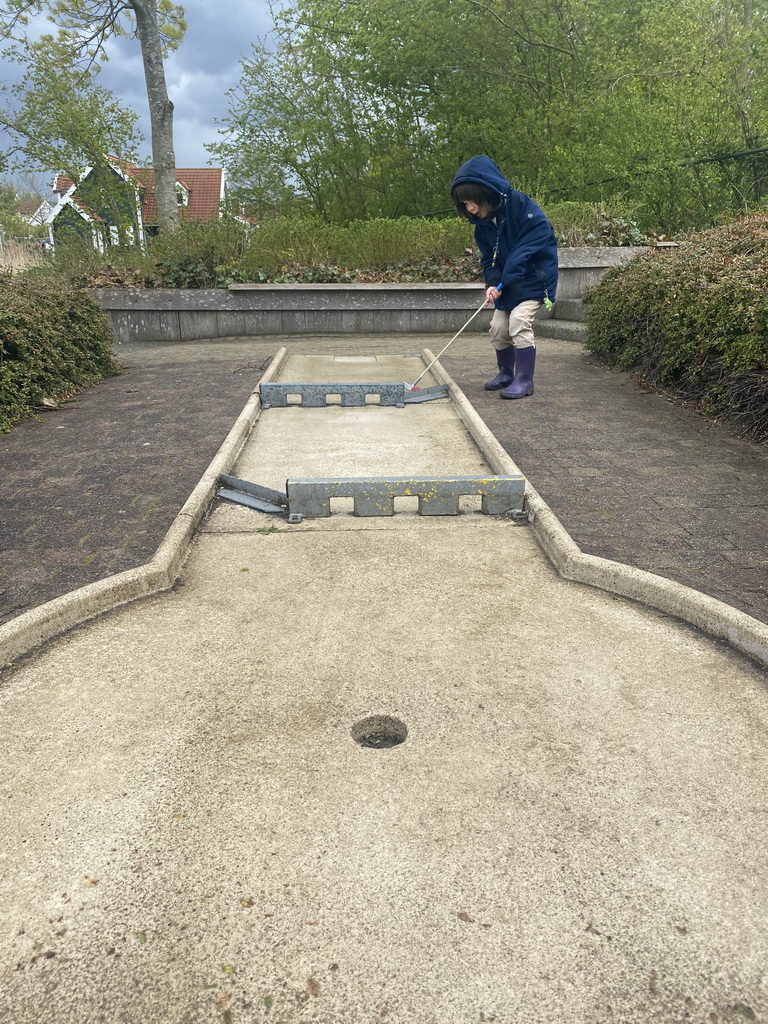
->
[452,156,558,310]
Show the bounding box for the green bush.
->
[544,199,656,247]
[583,215,768,442]
[238,215,473,278]
[148,218,255,287]
[30,215,478,289]
[0,275,122,432]
[31,208,661,293]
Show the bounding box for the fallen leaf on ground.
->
[733,1006,756,1021]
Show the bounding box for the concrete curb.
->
[0,348,290,667]
[424,348,768,670]
[4,345,766,671]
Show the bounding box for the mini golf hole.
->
[352,715,408,749]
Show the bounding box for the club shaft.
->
[409,300,489,389]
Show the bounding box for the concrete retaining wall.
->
[553,246,647,300]
[95,246,648,343]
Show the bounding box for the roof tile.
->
[54,162,224,225]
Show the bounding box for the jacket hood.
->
[451,156,511,200]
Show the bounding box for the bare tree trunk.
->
[132,0,178,231]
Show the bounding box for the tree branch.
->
[463,0,578,58]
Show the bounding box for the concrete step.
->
[534,318,587,343]
[553,298,585,322]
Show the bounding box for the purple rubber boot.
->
[484,346,516,391]
[500,347,536,399]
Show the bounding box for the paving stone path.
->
[0,351,262,624]
[1,333,766,627]
[445,337,768,624]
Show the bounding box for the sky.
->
[2,0,281,187]
[97,0,281,168]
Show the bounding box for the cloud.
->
[98,0,281,166]
[1,0,283,176]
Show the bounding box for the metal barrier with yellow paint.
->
[284,475,526,520]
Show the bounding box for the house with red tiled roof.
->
[15,196,57,228]
[46,157,226,248]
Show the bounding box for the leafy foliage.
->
[0,180,35,239]
[0,0,185,59]
[0,36,142,188]
[210,0,768,232]
[0,274,121,432]
[545,200,659,247]
[583,215,768,441]
[35,203,657,291]
[0,0,186,231]
[31,215,481,287]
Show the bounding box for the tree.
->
[1,37,142,178]
[212,0,768,232]
[211,0,498,221]
[0,179,30,238]
[0,0,186,231]
[1,36,144,243]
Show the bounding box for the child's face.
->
[463,200,491,219]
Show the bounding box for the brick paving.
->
[444,335,768,624]
[1,333,766,628]
[0,347,267,624]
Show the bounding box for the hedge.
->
[38,204,655,292]
[583,216,768,443]
[0,276,122,433]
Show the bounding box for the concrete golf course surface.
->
[1,354,767,1024]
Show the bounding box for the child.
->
[452,156,558,398]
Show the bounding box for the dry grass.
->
[0,241,44,274]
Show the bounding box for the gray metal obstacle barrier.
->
[218,474,527,521]
[286,476,526,519]
[258,381,449,409]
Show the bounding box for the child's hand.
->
[485,285,502,305]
